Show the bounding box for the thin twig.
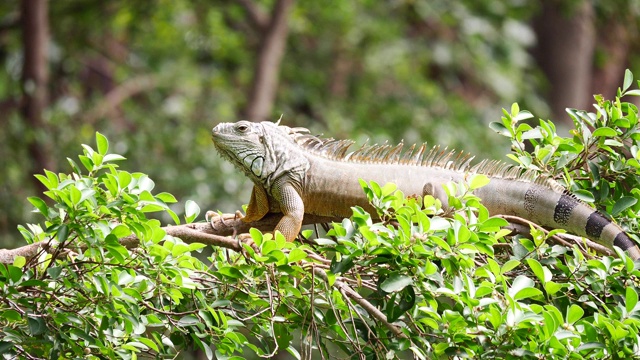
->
[498,214,613,258]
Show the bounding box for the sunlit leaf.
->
[96,132,109,155]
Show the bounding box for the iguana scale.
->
[211,120,640,260]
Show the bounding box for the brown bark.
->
[532,0,595,124]
[329,43,352,99]
[236,0,269,31]
[21,0,53,191]
[242,0,295,121]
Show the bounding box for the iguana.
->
[211,120,640,260]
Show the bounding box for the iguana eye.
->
[237,124,249,132]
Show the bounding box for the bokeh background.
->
[1,0,639,247]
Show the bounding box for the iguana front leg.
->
[232,182,303,242]
[272,180,305,242]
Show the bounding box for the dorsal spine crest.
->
[280,122,561,189]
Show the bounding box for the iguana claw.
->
[205,210,245,231]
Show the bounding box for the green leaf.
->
[217,266,243,279]
[508,275,534,298]
[544,281,563,295]
[57,224,69,243]
[480,217,509,230]
[6,265,23,283]
[12,256,26,268]
[592,127,617,137]
[96,132,109,155]
[111,224,132,238]
[136,337,159,352]
[572,189,594,203]
[288,248,307,263]
[167,209,180,225]
[612,196,637,216]
[156,192,177,203]
[513,287,543,300]
[262,239,277,254]
[105,235,129,264]
[511,103,519,117]
[526,258,546,283]
[501,259,520,275]
[47,266,62,279]
[141,204,166,213]
[514,110,534,122]
[380,273,413,293]
[28,317,46,336]
[185,200,200,223]
[28,196,48,216]
[34,174,50,189]
[566,304,584,324]
[623,69,633,92]
[2,309,21,322]
[78,155,94,172]
[469,174,490,190]
[171,243,191,258]
[136,175,155,191]
[118,171,132,189]
[626,287,639,314]
[177,315,200,327]
[489,121,511,136]
[103,154,126,162]
[67,157,82,174]
[188,243,206,252]
[70,185,82,205]
[521,128,542,139]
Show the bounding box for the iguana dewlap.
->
[211,120,640,260]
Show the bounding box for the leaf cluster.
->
[491,69,640,236]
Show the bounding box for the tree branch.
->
[236,0,269,31]
[83,74,158,124]
[0,212,339,264]
[312,267,407,338]
[498,214,613,258]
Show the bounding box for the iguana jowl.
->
[211,120,640,260]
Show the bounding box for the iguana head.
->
[212,121,309,189]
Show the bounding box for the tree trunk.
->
[329,42,351,99]
[243,0,294,121]
[590,18,631,102]
[21,0,53,192]
[532,0,595,124]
